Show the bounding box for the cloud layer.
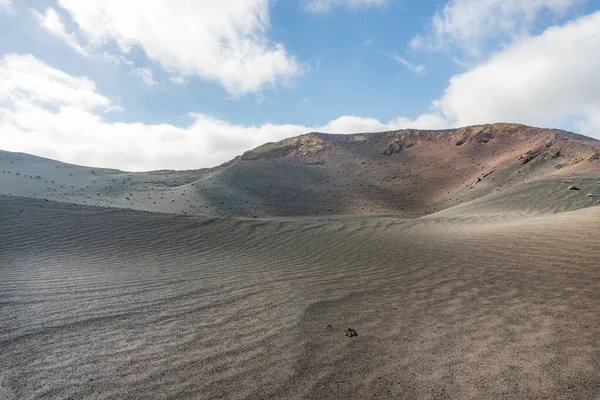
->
[430,10,600,136]
[46,0,302,96]
[3,4,600,172]
[2,4,599,172]
[0,54,435,171]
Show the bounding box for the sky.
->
[1,0,599,171]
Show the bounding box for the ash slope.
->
[2,123,599,217]
[2,196,600,399]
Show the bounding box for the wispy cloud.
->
[30,8,87,56]
[169,76,185,85]
[100,52,134,67]
[304,0,387,13]
[411,0,581,57]
[130,68,157,86]
[0,0,13,13]
[389,54,426,75]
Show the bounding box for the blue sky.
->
[1,0,600,170]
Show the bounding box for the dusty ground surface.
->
[2,124,600,399]
[2,189,600,399]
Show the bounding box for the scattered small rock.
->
[588,193,595,197]
[562,180,573,183]
[568,185,580,191]
[346,328,358,337]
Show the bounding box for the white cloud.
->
[304,0,387,13]
[319,114,447,133]
[100,52,134,67]
[130,67,157,86]
[0,54,113,112]
[411,0,581,56]
[389,54,426,75]
[0,54,444,171]
[4,10,600,173]
[169,76,186,85]
[577,113,600,137]
[425,10,600,137]
[55,0,302,96]
[0,0,12,13]
[30,8,87,55]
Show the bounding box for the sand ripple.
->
[2,197,600,399]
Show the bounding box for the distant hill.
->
[2,123,600,217]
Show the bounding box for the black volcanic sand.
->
[2,196,600,399]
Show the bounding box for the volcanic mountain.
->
[1,123,599,217]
